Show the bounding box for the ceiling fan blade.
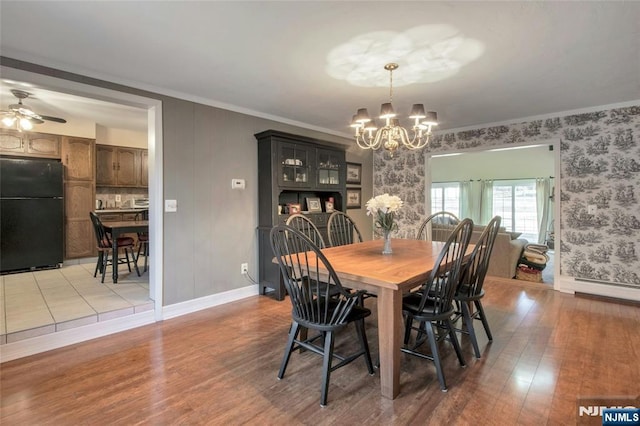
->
[39,115,67,124]
[25,116,45,124]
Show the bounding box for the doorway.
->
[426,142,560,288]
[0,65,164,350]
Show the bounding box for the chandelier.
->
[350,63,438,156]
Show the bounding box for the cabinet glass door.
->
[317,148,341,188]
[279,142,311,187]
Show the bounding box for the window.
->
[492,180,538,241]
[431,182,460,217]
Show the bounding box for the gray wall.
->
[1,57,373,305]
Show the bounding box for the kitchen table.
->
[278,238,473,400]
[102,220,149,283]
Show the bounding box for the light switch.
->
[231,178,246,189]
[165,199,177,212]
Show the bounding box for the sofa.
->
[432,224,528,278]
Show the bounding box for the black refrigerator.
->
[0,157,64,273]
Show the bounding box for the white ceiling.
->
[1,1,639,136]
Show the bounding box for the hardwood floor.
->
[1,278,638,425]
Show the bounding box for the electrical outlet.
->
[241,263,248,275]
[115,194,121,202]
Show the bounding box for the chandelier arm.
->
[403,130,432,149]
[356,133,382,150]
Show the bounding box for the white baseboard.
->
[557,276,640,301]
[0,284,260,363]
[162,284,259,319]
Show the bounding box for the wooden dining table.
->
[102,220,149,283]
[291,238,474,400]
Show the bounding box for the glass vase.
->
[382,229,393,255]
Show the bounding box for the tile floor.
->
[0,260,152,345]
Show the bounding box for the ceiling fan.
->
[1,89,67,131]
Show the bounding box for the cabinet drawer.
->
[122,213,139,221]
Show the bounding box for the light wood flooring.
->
[1,277,638,425]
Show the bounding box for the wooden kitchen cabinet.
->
[116,148,138,186]
[96,144,147,188]
[62,137,94,181]
[62,136,96,258]
[140,149,149,187]
[64,181,95,258]
[0,129,61,158]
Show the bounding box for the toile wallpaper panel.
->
[373,105,640,287]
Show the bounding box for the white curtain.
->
[460,180,482,222]
[479,180,494,225]
[536,177,551,244]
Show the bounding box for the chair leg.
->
[143,242,149,272]
[124,248,132,272]
[320,330,335,407]
[130,247,141,277]
[460,301,481,359]
[94,252,102,277]
[403,314,413,345]
[475,300,493,342]
[101,251,109,283]
[446,318,466,367]
[278,321,300,380]
[424,323,447,392]
[355,319,374,374]
[137,242,149,273]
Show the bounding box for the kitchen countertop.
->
[95,208,149,213]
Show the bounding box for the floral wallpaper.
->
[374,105,640,287]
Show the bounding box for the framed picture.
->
[325,201,334,213]
[346,162,362,185]
[346,188,362,209]
[306,197,322,213]
[288,203,301,214]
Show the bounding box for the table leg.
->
[112,230,119,283]
[377,287,402,399]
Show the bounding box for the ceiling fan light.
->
[19,117,33,130]
[379,102,396,119]
[409,104,426,119]
[2,116,16,127]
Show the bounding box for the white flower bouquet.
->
[365,193,403,233]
